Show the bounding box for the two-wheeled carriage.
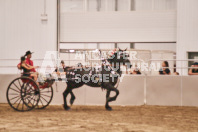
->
[6,74,55,112]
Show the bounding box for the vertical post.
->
[131,0,135,11]
[144,74,147,105]
[130,43,134,49]
[151,0,154,10]
[97,43,100,49]
[97,0,100,11]
[69,52,70,66]
[149,51,152,75]
[180,70,183,106]
[84,0,88,12]
[115,0,118,11]
[105,0,108,11]
[128,0,131,11]
[84,81,87,105]
[57,0,60,55]
[91,51,93,66]
[180,60,184,106]
[115,43,118,48]
[44,0,46,14]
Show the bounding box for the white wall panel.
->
[111,75,145,105]
[177,0,198,75]
[146,76,181,106]
[135,43,176,52]
[1,75,198,107]
[117,0,130,11]
[99,43,115,49]
[61,0,84,12]
[0,0,6,58]
[117,43,130,49]
[60,11,176,42]
[182,76,198,106]
[134,0,152,10]
[0,0,57,60]
[0,74,145,106]
[154,0,177,10]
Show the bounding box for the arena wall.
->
[177,0,198,75]
[60,11,176,43]
[146,76,181,106]
[1,74,198,107]
[0,0,57,61]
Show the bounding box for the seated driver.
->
[20,56,39,82]
[17,50,39,76]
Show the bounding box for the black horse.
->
[63,49,131,111]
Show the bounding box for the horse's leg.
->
[70,91,76,105]
[104,84,120,111]
[105,90,111,110]
[63,86,71,110]
[107,88,119,102]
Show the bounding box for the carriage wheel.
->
[36,86,53,109]
[6,77,40,112]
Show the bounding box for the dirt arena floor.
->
[0,104,198,132]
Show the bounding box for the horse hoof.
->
[70,99,74,105]
[65,107,71,111]
[63,105,71,111]
[106,107,112,111]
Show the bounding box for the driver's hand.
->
[57,71,60,75]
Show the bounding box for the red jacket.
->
[26,58,36,72]
[17,58,36,72]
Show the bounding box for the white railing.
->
[0,58,198,75]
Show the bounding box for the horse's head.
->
[118,48,130,61]
[108,48,130,63]
[107,48,131,71]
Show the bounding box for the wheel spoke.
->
[32,95,37,105]
[35,87,53,109]
[40,96,48,103]
[24,95,31,103]
[41,94,51,98]
[18,79,22,87]
[12,97,21,105]
[29,85,34,91]
[10,96,20,101]
[13,82,20,91]
[23,97,28,105]
[22,80,30,91]
[40,91,52,93]
[24,98,31,108]
[34,96,38,105]
[16,99,22,109]
[27,86,34,92]
[26,96,34,107]
[24,81,30,89]
[40,98,44,106]
[22,95,33,109]
[10,88,20,93]
[22,102,24,111]
[9,93,19,95]
[25,88,33,94]
[28,99,34,106]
